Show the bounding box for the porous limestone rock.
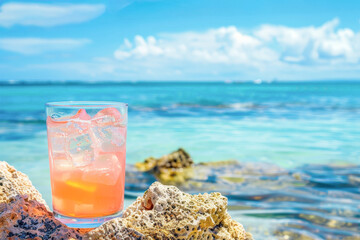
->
[86,182,253,240]
[0,161,48,209]
[0,195,82,240]
[83,220,151,240]
[135,148,194,184]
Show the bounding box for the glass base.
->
[54,211,123,228]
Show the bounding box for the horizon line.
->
[1,78,360,85]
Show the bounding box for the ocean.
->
[0,81,359,239]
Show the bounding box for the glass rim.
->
[46,101,128,108]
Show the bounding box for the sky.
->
[0,0,360,82]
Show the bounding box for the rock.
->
[198,160,239,167]
[0,161,253,239]
[135,148,194,184]
[83,220,150,240]
[0,161,48,209]
[136,148,194,171]
[86,182,253,240]
[0,195,82,240]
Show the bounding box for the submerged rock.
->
[0,195,82,240]
[0,161,48,209]
[132,148,288,190]
[86,182,253,240]
[135,148,194,184]
[127,155,288,196]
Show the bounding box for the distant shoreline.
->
[1,79,360,86]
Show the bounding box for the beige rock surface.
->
[135,148,194,184]
[0,161,48,209]
[135,148,193,172]
[83,220,151,240]
[86,182,253,240]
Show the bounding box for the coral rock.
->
[83,220,150,240]
[0,161,48,209]
[135,149,194,184]
[86,182,253,240]
[0,195,82,240]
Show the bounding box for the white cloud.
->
[0,38,90,54]
[114,27,279,66]
[0,2,105,27]
[114,19,360,69]
[255,18,360,64]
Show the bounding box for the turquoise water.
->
[1,81,360,239]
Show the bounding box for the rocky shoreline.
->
[0,161,253,239]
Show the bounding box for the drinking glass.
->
[46,101,127,228]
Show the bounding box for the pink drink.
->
[46,105,126,220]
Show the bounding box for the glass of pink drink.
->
[46,101,127,228]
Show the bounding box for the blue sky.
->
[0,0,360,81]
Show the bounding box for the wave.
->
[0,80,138,86]
[0,101,359,125]
[0,110,46,124]
[175,102,260,109]
[130,102,259,111]
[130,102,360,114]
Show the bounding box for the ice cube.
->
[52,196,67,212]
[47,115,68,127]
[67,121,91,135]
[82,154,122,186]
[47,109,90,125]
[92,107,124,126]
[48,109,94,167]
[67,109,92,134]
[74,203,94,215]
[73,109,91,121]
[47,109,91,138]
[66,132,94,167]
[49,129,66,153]
[51,158,74,183]
[52,158,73,172]
[47,119,68,161]
[91,125,126,153]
